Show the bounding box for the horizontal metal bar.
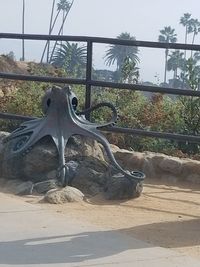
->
[1,33,200,51]
[102,126,200,143]
[0,73,199,97]
[0,112,199,143]
[0,72,86,85]
[0,112,37,121]
[90,80,200,97]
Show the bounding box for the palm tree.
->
[57,0,71,47]
[104,32,139,73]
[50,42,87,77]
[158,26,177,83]
[180,13,192,58]
[21,0,25,61]
[167,50,184,79]
[188,18,200,57]
[193,51,200,63]
[41,0,74,63]
[188,18,200,44]
[48,0,75,63]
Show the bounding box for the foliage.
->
[28,62,66,77]
[89,88,185,155]
[121,57,139,83]
[57,0,71,11]
[167,50,184,79]
[0,82,48,131]
[50,42,87,78]
[177,58,200,154]
[104,32,139,82]
[158,26,177,83]
[6,82,45,117]
[0,74,199,158]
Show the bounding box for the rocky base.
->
[1,131,200,203]
[0,132,145,201]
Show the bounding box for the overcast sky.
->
[0,0,200,82]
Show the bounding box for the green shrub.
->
[0,74,199,158]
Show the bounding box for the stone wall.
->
[0,131,200,186]
[111,144,200,184]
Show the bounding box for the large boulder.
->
[0,132,143,200]
[0,135,107,182]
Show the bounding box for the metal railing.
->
[0,32,200,143]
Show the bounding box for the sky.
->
[0,0,200,82]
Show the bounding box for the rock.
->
[181,160,200,176]
[150,154,167,168]
[64,136,106,162]
[0,132,10,152]
[0,177,8,187]
[113,149,144,169]
[15,181,33,195]
[0,131,10,140]
[64,160,79,184]
[105,173,143,200]
[72,165,108,195]
[46,170,57,180]
[0,135,58,181]
[184,173,200,184]
[3,179,25,193]
[159,157,182,175]
[3,127,200,200]
[44,186,84,204]
[33,179,59,194]
[0,134,107,183]
[142,158,156,179]
[161,174,179,184]
[0,179,33,195]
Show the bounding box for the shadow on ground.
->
[0,229,149,265]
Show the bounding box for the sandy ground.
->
[3,179,200,260]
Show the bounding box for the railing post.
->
[85,40,93,120]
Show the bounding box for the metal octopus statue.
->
[5,85,145,186]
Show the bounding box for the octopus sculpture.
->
[5,85,145,186]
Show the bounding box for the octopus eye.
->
[47,98,51,107]
[72,97,78,110]
[13,135,30,152]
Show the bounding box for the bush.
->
[0,81,49,131]
[0,70,199,158]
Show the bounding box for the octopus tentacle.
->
[74,126,145,183]
[77,102,118,128]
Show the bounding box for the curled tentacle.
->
[75,127,145,183]
[77,102,119,127]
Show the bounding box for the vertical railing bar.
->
[85,40,93,120]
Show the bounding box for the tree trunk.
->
[184,26,188,60]
[49,1,75,63]
[46,0,56,63]
[164,49,168,84]
[182,26,188,88]
[174,68,177,79]
[191,32,196,58]
[41,9,61,63]
[22,0,25,61]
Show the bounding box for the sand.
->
[3,179,200,260]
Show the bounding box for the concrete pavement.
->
[0,192,199,267]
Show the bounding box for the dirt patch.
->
[0,55,28,74]
[30,179,200,260]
